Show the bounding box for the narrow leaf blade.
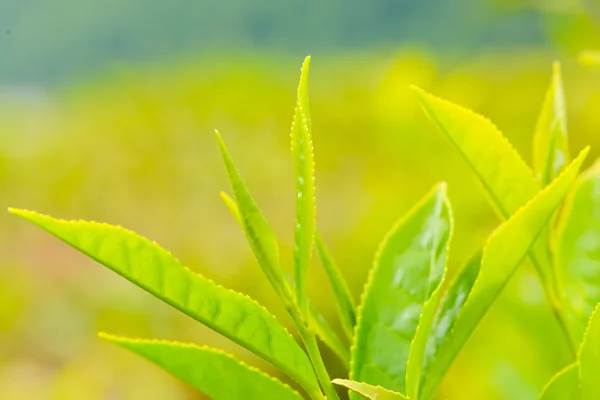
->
[216,131,290,303]
[579,304,600,400]
[291,55,316,315]
[538,364,579,400]
[220,191,349,366]
[316,232,356,341]
[9,209,320,395]
[100,334,303,400]
[556,160,600,341]
[418,148,588,400]
[533,62,570,186]
[350,183,452,394]
[333,379,409,400]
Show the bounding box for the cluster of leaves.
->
[10,56,600,399]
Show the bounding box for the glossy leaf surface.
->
[9,209,320,395]
[290,55,316,316]
[556,160,600,341]
[333,379,409,400]
[351,183,452,395]
[417,148,588,400]
[101,334,303,400]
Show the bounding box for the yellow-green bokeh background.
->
[2,2,600,399]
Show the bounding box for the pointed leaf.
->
[216,131,291,304]
[417,148,588,400]
[291,56,316,316]
[412,86,539,218]
[350,183,452,395]
[220,191,349,366]
[579,304,600,399]
[316,232,356,341]
[538,364,579,400]
[100,334,303,400]
[9,209,321,395]
[533,62,570,186]
[556,160,600,341]
[333,379,409,400]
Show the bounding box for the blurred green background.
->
[1,1,600,399]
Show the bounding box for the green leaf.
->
[533,62,570,186]
[220,191,349,367]
[332,379,409,400]
[538,364,579,400]
[556,160,600,341]
[9,209,321,397]
[100,334,303,400]
[417,148,588,400]
[412,86,539,218]
[350,183,452,395]
[291,55,316,316]
[411,251,481,400]
[315,232,356,341]
[405,251,481,399]
[579,304,600,399]
[216,130,291,305]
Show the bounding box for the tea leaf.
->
[533,62,570,186]
[556,160,600,341]
[538,364,579,400]
[220,191,349,367]
[291,56,317,317]
[417,148,588,400]
[412,86,539,218]
[9,209,321,396]
[405,251,480,399]
[351,183,452,394]
[579,304,600,399]
[100,334,303,400]
[315,232,356,341]
[216,131,291,304]
[332,379,409,400]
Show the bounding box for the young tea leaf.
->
[332,379,409,400]
[556,160,600,341]
[216,131,291,305]
[290,55,316,316]
[533,62,570,187]
[9,209,321,396]
[351,183,452,395]
[417,148,588,400]
[220,191,349,367]
[412,86,539,218]
[538,364,579,400]
[579,304,600,399]
[100,334,304,400]
[315,232,357,341]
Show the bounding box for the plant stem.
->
[288,304,340,400]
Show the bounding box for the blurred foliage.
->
[2,48,600,399]
[0,0,549,85]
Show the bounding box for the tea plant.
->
[10,57,600,399]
